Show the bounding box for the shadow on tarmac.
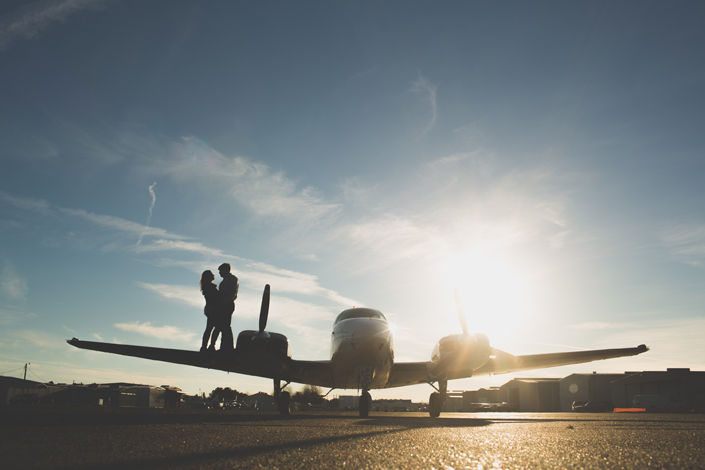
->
[3,406,699,429]
[4,407,704,470]
[0,406,493,429]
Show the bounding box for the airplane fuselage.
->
[329,308,394,390]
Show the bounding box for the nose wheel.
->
[359,390,371,417]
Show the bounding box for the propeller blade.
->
[259,284,270,333]
[454,288,469,336]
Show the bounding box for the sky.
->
[1,0,705,402]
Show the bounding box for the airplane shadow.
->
[3,407,701,430]
[49,414,493,470]
[0,407,492,429]
[353,415,492,428]
[5,408,704,470]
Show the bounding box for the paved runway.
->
[2,407,704,469]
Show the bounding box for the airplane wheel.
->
[278,391,291,415]
[429,392,442,418]
[359,391,371,417]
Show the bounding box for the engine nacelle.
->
[431,332,491,375]
[236,330,291,358]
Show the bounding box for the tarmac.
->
[2,406,705,469]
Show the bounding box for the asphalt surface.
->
[2,406,704,469]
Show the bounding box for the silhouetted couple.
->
[200,263,239,352]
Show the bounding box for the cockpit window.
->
[334,308,387,325]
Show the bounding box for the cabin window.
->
[334,308,387,325]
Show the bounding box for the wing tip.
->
[638,344,649,353]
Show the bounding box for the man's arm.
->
[219,276,237,302]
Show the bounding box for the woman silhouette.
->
[200,270,222,352]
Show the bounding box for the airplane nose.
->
[351,320,392,346]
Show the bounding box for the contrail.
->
[136,182,157,246]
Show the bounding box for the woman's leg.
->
[202,318,215,351]
[209,317,221,350]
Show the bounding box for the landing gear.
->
[428,379,447,418]
[429,392,442,417]
[273,379,290,415]
[359,390,371,417]
[277,392,291,415]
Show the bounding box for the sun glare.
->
[439,249,532,343]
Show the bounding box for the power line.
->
[27,368,50,385]
[0,366,26,376]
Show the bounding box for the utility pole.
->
[24,363,29,381]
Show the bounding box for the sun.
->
[438,248,533,343]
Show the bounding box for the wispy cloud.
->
[0,0,108,50]
[425,151,478,169]
[59,207,186,241]
[11,119,574,277]
[410,74,438,135]
[297,254,321,262]
[1,190,360,308]
[1,261,28,300]
[136,282,204,308]
[661,224,705,267]
[158,137,342,222]
[241,260,359,306]
[46,122,342,223]
[113,321,196,343]
[11,329,65,349]
[0,308,31,325]
[132,240,224,257]
[0,191,52,215]
[592,317,705,370]
[136,182,157,246]
[569,322,631,331]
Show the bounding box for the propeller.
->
[252,284,271,342]
[426,288,472,382]
[454,288,469,336]
[259,284,270,333]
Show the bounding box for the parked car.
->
[572,400,614,412]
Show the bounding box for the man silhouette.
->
[217,263,239,351]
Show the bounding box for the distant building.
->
[0,377,182,408]
[1,377,67,405]
[240,392,277,411]
[500,378,561,412]
[443,392,464,412]
[375,399,414,412]
[610,368,705,409]
[559,373,626,411]
[339,395,359,410]
[462,387,502,411]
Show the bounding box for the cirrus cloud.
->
[114,321,195,343]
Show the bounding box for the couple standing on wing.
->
[200,263,239,352]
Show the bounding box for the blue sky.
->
[1,0,704,401]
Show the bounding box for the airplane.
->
[67,285,649,417]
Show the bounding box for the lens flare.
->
[438,248,533,343]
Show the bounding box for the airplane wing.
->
[470,344,649,377]
[385,344,649,388]
[66,338,335,388]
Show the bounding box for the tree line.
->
[190,384,331,405]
